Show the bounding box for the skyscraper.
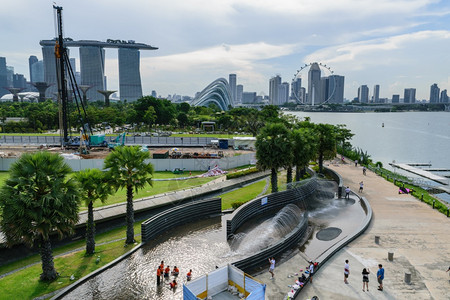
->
[404,88,416,103]
[392,94,400,103]
[31,61,44,83]
[327,75,345,103]
[308,63,321,105]
[278,82,290,105]
[430,83,440,103]
[229,74,236,106]
[358,85,369,103]
[373,84,380,103]
[440,89,448,103]
[28,55,38,83]
[269,75,281,105]
[118,48,143,102]
[80,46,105,101]
[291,77,302,102]
[0,57,7,97]
[237,84,243,104]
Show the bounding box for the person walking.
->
[355,160,358,167]
[359,181,364,193]
[344,260,350,284]
[345,186,351,199]
[308,261,314,283]
[268,257,275,279]
[363,166,367,175]
[377,264,384,291]
[362,268,370,291]
[156,265,162,285]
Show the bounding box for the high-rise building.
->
[392,94,400,103]
[269,75,281,105]
[373,84,380,103]
[291,77,302,102]
[31,61,44,83]
[278,82,290,105]
[229,74,236,106]
[118,48,143,101]
[404,88,416,103]
[430,83,440,103]
[13,74,26,89]
[0,57,7,97]
[151,90,157,98]
[28,55,38,83]
[6,66,14,88]
[308,63,321,105]
[237,84,243,104]
[358,85,369,103]
[80,46,105,101]
[440,89,448,103]
[327,75,345,103]
[242,92,256,104]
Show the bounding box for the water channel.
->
[63,180,366,299]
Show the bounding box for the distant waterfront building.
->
[242,92,257,104]
[440,89,448,103]
[118,47,144,101]
[373,84,380,103]
[308,63,321,105]
[0,57,7,97]
[151,90,157,98]
[358,85,369,103]
[327,75,345,103]
[28,56,38,83]
[392,94,400,103]
[430,83,440,103]
[278,82,290,105]
[237,84,243,104]
[269,75,281,105]
[80,46,105,101]
[229,74,237,106]
[291,77,302,102]
[31,61,44,83]
[404,88,416,103]
[13,74,26,89]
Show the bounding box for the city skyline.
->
[1,0,450,100]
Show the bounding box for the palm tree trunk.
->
[271,168,278,193]
[126,184,135,244]
[86,200,95,255]
[287,166,293,187]
[39,237,58,281]
[319,153,324,173]
[295,165,301,182]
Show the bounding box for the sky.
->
[2,0,450,100]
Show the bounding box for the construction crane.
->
[53,5,106,149]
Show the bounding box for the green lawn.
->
[221,179,267,210]
[171,133,252,138]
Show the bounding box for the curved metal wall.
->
[191,78,232,111]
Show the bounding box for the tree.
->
[73,169,112,255]
[144,106,157,130]
[335,124,354,151]
[256,123,292,193]
[314,123,337,173]
[291,127,317,181]
[104,146,154,244]
[0,152,79,281]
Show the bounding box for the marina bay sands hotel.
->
[40,39,158,102]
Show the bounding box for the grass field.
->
[220,179,267,210]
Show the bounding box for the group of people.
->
[156,260,193,290]
[344,260,385,292]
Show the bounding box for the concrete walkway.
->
[293,162,449,300]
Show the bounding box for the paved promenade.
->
[286,162,449,300]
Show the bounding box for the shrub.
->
[226,167,259,179]
[231,201,244,209]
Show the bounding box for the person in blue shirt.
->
[377,264,385,291]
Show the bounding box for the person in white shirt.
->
[268,257,275,278]
[344,260,350,284]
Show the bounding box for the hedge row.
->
[226,167,259,179]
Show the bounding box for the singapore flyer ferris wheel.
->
[291,62,336,105]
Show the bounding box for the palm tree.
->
[314,123,337,173]
[104,146,154,245]
[292,127,318,181]
[0,152,79,281]
[73,169,112,255]
[255,123,292,193]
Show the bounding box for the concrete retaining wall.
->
[323,166,344,198]
[141,197,222,243]
[0,153,256,172]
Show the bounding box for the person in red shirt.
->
[169,279,177,289]
[172,266,179,276]
[159,261,164,270]
[164,266,170,279]
[156,266,162,285]
[186,269,192,281]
